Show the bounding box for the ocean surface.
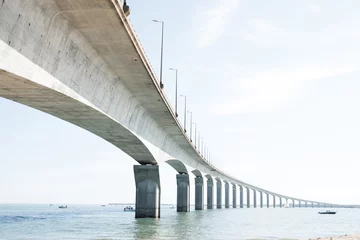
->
[0,204,359,240]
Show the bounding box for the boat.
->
[123,206,135,212]
[101,205,106,207]
[318,210,336,214]
[58,205,67,209]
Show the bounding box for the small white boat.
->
[58,205,67,209]
[123,206,135,212]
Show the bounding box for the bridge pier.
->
[246,187,250,208]
[207,178,214,209]
[239,186,244,208]
[266,193,269,208]
[216,179,222,209]
[280,197,282,208]
[232,183,237,208]
[260,192,263,208]
[225,181,229,208]
[299,201,301,208]
[273,195,276,208]
[312,202,314,208]
[253,189,257,208]
[176,174,190,212]
[305,202,307,208]
[134,165,161,218]
[292,199,295,208]
[195,176,204,210]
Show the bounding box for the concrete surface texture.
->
[134,165,160,218]
[194,177,204,210]
[176,174,190,212]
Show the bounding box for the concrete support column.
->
[260,192,263,208]
[246,187,250,208]
[312,202,314,208]
[299,201,301,208]
[292,199,295,208]
[305,202,307,208]
[266,193,269,208]
[273,195,276,208]
[280,197,282,208]
[232,184,237,208]
[207,178,214,209]
[239,186,244,208]
[216,179,222,209]
[176,174,190,212]
[225,181,229,208]
[253,189,257,208]
[134,165,161,218]
[195,177,204,210]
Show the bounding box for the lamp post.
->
[180,95,187,133]
[187,111,192,141]
[153,20,164,89]
[193,123,197,148]
[169,68,178,117]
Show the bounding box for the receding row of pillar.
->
[133,165,334,218]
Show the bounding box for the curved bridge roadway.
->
[0,0,342,218]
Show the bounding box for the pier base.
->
[134,165,160,218]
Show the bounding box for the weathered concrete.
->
[224,181,229,208]
[266,193,269,208]
[192,170,204,210]
[194,177,204,210]
[260,192,263,208]
[232,183,237,208]
[216,178,222,209]
[253,189,257,208]
[176,174,190,212]
[273,195,276,208]
[134,165,160,218]
[239,185,244,208]
[246,187,250,208]
[280,197,283,208]
[206,175,214,209]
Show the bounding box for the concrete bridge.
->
[0,0,343,218]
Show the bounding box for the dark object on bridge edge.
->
[123,0,130,16]
[318,210,336,214]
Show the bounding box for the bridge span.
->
[0,0,343,217]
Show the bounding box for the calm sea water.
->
[0,204,359,240]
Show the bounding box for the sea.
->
[0,204,359,240]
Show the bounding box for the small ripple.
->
[0,215,46,223]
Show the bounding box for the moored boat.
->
[318,210,336,214]
[58,205,67,209]
[123,206,135,212]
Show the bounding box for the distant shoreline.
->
[308,234,360,240]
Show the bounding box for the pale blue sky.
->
[1,0,360,205]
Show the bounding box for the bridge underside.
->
[0,68,156,165]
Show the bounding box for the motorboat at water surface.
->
[123,206,135,212]
[318,210,336,214]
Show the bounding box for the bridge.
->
[0,0,345,218]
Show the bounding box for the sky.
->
[1,0,360,205]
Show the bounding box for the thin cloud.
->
[210,64,359,115]
[197,0,240,48]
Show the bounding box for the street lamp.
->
[169,68,178,117]
[152,20,164,89]
[180,94,187,133]
[193,123,197,148]
[187,111,192,141]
